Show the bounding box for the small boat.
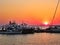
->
[46,26,60,33]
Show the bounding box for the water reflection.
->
[0,33,60,45]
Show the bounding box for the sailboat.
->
[46,0,60,33]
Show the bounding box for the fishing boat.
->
[0,21,34,34]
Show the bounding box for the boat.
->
[0,21,35,34]
[46,25,60,33]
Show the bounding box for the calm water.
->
[0,33,60,45]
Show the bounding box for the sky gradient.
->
[0,0,60,25]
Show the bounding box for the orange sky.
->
[0,0,60,25]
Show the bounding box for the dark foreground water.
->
[0,33,60,45]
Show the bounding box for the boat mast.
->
[51,0,60,25]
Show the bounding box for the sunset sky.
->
[0,0,60,25]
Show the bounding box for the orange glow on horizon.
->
[0,0,60,25]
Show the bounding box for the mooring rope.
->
[51,0,60,25]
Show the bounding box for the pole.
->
[51,0,60,25]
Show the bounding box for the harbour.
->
[0,0,60,45]
[0,21,60,34]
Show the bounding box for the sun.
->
[43,21,49,25]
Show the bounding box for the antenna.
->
[51,0,60,25]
